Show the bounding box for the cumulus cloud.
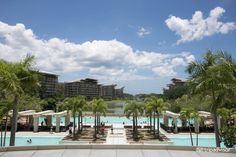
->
[137,27,151,37]
[0,21,195,82]
[165,7,236,44]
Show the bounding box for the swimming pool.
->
[39,116,183,126]
[2,136,62,146]
[170,137,227,147]
[2,136,229,147]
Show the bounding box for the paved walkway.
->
[0,148,234,157]
[106,124,127,144]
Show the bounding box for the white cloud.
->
[137,27,150,37]
[152,65,177,77]
[0,21,195,82]
[165,7,236,44]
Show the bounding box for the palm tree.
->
[186,51,236,147]
[90,98,107,139]
[76,96,87,134]
[124,101,143,139]
[0,100,12,147]
[63,96,86,139]
[180,108,195,146]
[217,107,233,127]
[191,111,200,146]
[144,103,153,132]
[0,55,40,146]
[145,96,165,138]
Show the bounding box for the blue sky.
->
[0,0,236,94]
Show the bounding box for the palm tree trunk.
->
[10,95,18,146]
[135,115,138,133]
[1,123,3,147]
[132,115,135,138]
[97,114,100,133]
[94,112,97,139]
[73,112,76,139]
[80,115,83,132]
[96,114,99,134]
[213,112,221,147]
[157,113,160,138]
[189,121,193,146]
[212,90,221,147]
[196,132,198,146]
[149,113,152,131]
[153,112,156,136]
[77,113,80,134]
[3,116,8,147]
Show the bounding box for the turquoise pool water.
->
[39,116,182,126]
[2,136,229,147]
[170,137,227,147]
[2,137,62,146]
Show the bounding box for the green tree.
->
[217,107,236,148]
[76,96,87,134]
[191,111,200,146]
[63,96,87,139]
[0,55,40,146]
[180,108,196,146]
[220,126,236,148]
[124,101,144,139]
[145,96,165,138]
[0,100,12,147]
[18,94,43,112]
[90,98,107,139]
[186,51,236,147]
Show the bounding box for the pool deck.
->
[0,145,235,157]
[106,124,127,144]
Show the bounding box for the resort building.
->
[39,71,58,98]
[100,85,116,97]
[115,87,124,98]
[64,78,101,99]
[163,78,186,93]
[78,78,101,99]
[64,78,124,99]
[163,78,187,99]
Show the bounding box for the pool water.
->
[2,137,62,146]
[2,136,229,147]
[170,137,226,147]
[39,116,183,126]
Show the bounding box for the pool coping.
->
[0,145,235,153]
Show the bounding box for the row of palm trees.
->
[124,96,166,139]
[61,96,108,140]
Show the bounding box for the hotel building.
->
[39,71,58,98]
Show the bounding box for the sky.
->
[0,0,236,94]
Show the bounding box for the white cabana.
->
[32,110,70,133]
[163,111,180,133]
[53,110,68,132]
[162,110,215,133]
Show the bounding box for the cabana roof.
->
[163,110,213,119]
[198,111,212,118]
[164,111,180,118]
[16,110,68,117]
[53,110,67,117]
[33,110,55,117]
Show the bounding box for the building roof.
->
[39,70,58,76]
